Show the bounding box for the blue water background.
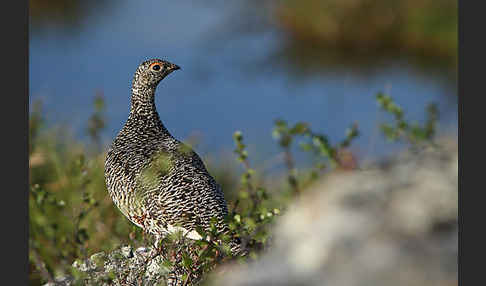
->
[30,0,458,170]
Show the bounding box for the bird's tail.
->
[166,269,184,286]
[229,236,248,257]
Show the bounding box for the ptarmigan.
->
[104,59,243,257]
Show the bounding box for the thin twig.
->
[31,246,54,283]
[283,147,300,194]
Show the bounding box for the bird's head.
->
[133,58,180,88]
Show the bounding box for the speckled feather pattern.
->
[104,59,241,254]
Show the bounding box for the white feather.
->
[167,224,203,240]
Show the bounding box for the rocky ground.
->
[210,139,458,286]
[45,245,171,285]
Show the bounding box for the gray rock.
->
[45,245,170,286]
[210,139,458,286]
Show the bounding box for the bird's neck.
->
[128,81,171,136]
[129,82,159,117]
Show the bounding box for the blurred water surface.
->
[29,0,457,167]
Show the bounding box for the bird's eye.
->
[152,64,161,71]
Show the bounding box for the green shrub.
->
[272,0,457,67]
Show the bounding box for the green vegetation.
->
[29,93,438,285]
[270,0,457,69]
[377,92,439,146]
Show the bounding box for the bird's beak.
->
[170,64,181,71]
